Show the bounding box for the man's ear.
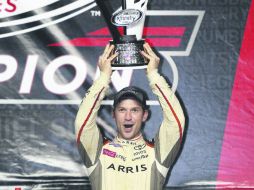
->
[142,110,149,122]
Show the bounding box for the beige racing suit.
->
[75,70,185,190]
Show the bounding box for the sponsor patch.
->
[134,144,146,150]
[103,148,116,158]
[109,142,122,147]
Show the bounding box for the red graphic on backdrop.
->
[0,0,17,12]
[216,0,254,188]
[49,27,185,47]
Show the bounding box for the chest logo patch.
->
[103,148,116,158]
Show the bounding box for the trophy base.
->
[112,65,147,70]
[110,35,148,67]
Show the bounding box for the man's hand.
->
[141,43,160,73]
[98,44,118,76]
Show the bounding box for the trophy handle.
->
[122,0,127,35]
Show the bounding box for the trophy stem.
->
[122,0,126,9]
[122,0,127,35]
[95,0,121,43]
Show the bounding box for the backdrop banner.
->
[0,0,253,189]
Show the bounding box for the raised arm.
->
[141,43,185,169]
[75,44,117,166]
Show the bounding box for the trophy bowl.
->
[110,35,147,67]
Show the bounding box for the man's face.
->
[113,99,148,140]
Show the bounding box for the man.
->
[75,43,185,190]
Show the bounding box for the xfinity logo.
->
[112,9,143,26]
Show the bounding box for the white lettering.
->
[0,55,17,82]
[90,10,101,16]
[19,55,38,93]
[111,70,133,91]
[43,55,87,94]
[94,68,133,91]
[0,54,139,97]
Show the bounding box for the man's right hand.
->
[98,44,118,76]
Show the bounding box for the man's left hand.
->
[140,43,160,73]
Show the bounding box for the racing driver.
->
[75,43,185,190]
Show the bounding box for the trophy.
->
[95,0,149,67]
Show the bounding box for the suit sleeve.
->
[147,70,185,169]
[75,72,111,167]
